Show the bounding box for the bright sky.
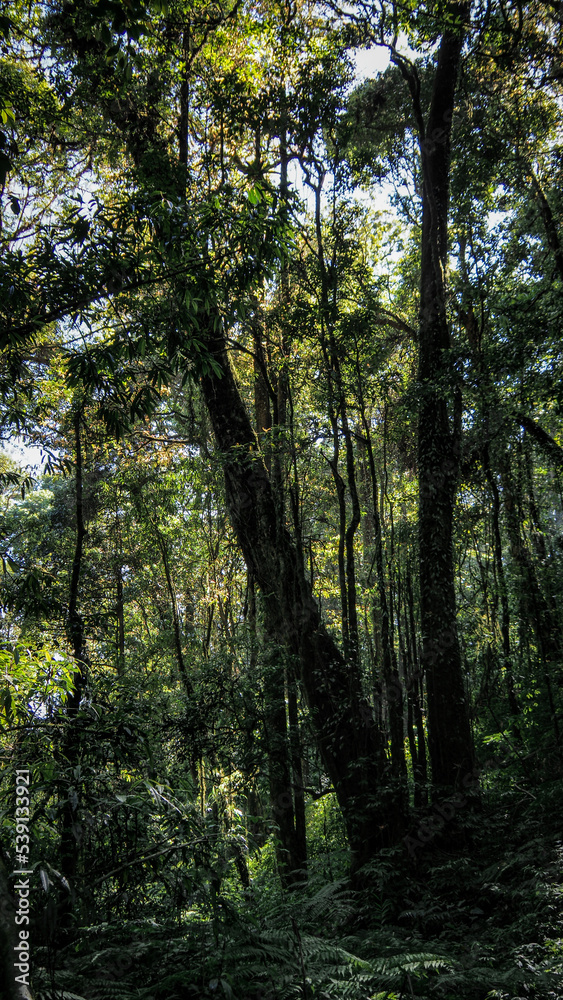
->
[353,44,391,80]
[3,440,44,472]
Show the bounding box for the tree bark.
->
[66,411,88,707]
[252,283,307,886]
[286,664,307,878]
[483,448,520,723]
[199,326,404,871]
[392,7,476,791]
[59,410,89,931]
[499,449,561,745]
[359,415,407,790]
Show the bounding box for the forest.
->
[0,0,562,997]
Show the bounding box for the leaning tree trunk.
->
[199,325,405,872]
[399,6,475,791]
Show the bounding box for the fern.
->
[36,993,90,1000]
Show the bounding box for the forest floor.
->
[33,769,563,1000]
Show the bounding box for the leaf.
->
[39,868,51,893]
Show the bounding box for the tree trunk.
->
[58,410,89,932]
[404,562,428,806]
[401,8,475,790]
[360,415,407,790]
[252,293,307,886]
[115,563,125,675]
[499,450,561,746]
[199,326,405,871]
[263,635,301,887]
[286,664,307,878]
[483,448,520,724]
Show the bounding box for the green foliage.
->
[27,783,563,998]
[0,644,75,723]
[1,3,563,1000]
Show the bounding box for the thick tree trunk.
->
[413,9,475,791]
[199,327,405,871]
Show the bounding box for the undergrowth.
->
[32,780,563,1000]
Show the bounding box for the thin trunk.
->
[59,411,89,932]
[360,413,407,787]
[329,415,350,655]
[115,561,125,676]
[66,412,88,705]
[341,402,361,665]
[499,452,561,745]
[178,28,190,175]
[483,449,520,722]
[313,170,361,664]
[287,664,307,877]
[405,563,428,806]
[247,781,267,849]
[157,530,190,688]
[137,495,194,695]
[263,635,300,887]
[253,316,273,457]
[137,496,200,786]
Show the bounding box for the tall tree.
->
[407,4,476,790]
[338,0,477,790]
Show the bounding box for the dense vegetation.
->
[1,0,562,997]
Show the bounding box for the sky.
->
[4,440,44,472]
[353,44,391,80]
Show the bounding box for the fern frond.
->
[36,993,89,1000]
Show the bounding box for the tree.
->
[2,0,563,906]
